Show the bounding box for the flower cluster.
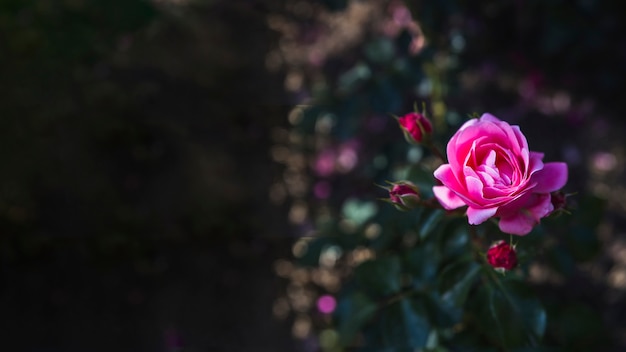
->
[387,110,568,272]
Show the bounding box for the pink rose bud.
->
[550,191,568,213]
[398,112,432,144]
[486,241,518,272]
[389,182,420,210]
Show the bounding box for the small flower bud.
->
[398,112,432,144]
[486,241,517,272]
[388,181,420,210]
[550,191,568,214]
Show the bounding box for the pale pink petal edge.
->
[433,185,466,210]
[467,206,498,225]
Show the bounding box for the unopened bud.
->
[388,181,420,210]
[550,191,568,215]
[486,240,517,273]
[397,112,432,144]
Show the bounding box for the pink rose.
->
[398,112,432,144]
[486,241,517,271]
[432,113,568,235]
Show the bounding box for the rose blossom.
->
[398,111,432,144]
[433,113,567,235]
[486,241,517,271]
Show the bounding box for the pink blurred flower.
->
[314,149,336,176]
[337,140,360,173]
[317,295,337,314]
[433,113,568,235]
[314,181,331,199]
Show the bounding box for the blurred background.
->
[1,0,625,351]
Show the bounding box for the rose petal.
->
[498,194,553,235]
[498,213,535,235]
[527,151,545,176]
[479,113,501,123]
[434,164,464,192]
[467,206,498,225]
[465,175,485,200]
[433,164,455,184]
[531,162,568,193]
[510,125,529,154]
[525,193,554,219]
[433,186,466,210]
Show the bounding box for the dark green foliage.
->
[469,278,547,349]
[355,256,402,298]
[281,1,614,351]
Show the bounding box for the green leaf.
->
[374,298,431,350]
[418,209,446,241]
[439,259,480,307]
[405,241,439,289]
[369,206,420,252]
[438,220,470,260]
[471,279,547,349]
[406,164,436,199]
[421,292,461,328]
[336,291,379,347]
[354,256,402,298]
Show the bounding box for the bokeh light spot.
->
[319,329,339,350]
[292,315,312,338]
[316,294,337,314]
[407,147,423,163]
[592,152,617,172]
[314,181,331,199]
